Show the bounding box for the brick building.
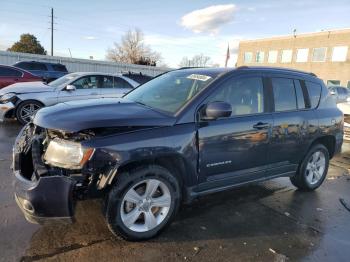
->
[236,29,350,87]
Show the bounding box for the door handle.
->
[90,92,98,95]
[253,122,270,129]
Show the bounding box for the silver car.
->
[0,72,139,124]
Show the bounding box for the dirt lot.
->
[1,121,350,262]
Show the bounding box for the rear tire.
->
[16,100,43,125]
[290,144,329,191]
[105,165,181,241]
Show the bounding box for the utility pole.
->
[51,8,54,56]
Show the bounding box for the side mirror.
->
[202,102,232,120]
[65,84,76,91]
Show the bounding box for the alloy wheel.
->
[19,103,41,123]
[305,151,326,185]
[120,179,171,232]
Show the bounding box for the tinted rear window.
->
[16,62,47,71]
[0,67,22,77]
[52,64,68,72]
[272,78,297,112]
[305,81,322,108]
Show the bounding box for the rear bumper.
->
[0,101,15,121]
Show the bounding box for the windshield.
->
[124,70,215,114]
[48,73,81,88]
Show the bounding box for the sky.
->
[0,0,350,68]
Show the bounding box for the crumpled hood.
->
[0,82,55,95]
[33,98,176,132]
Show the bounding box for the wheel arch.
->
[309,135,336,159]
[108,153,196,200]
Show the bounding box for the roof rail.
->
[236,66,317,77]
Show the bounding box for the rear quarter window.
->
[305,81,322,108]
[52,64,68,72]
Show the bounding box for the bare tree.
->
[179,53,211,67]
[106,29,161,66]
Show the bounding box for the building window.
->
[281,50,293,63]
[296,48,309,63]
[268,50,278,63]
[327,80,341,86]
[332,46,348,62]
[312,47,327,62]
[256,51,265,63]
[244,52,253,63]
[347,81,350,88]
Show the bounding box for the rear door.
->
[57,75,101,103]
[197,74,273,185]
[0,66,23,88]
[100,76,133,98]
[266,75,317,176]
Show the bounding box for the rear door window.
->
[101,76,114,88]
[52,64,68,72]
[30,63,48,71]
[271,78,297,112]
[113,77,133,89]
[305,81,322,108]
[0,67,22,77]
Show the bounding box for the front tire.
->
[290,144,329,191]
[105,165,181,241]
[16,100,43,125]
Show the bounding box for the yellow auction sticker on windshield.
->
[187,74,212,81]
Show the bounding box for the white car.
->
[337,101,350,142]
[0,72,140,124]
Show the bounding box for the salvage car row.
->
[0,67,152,124]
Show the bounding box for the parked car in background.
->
[0,65,41,88]
[13,61,68,82]
[12,67,342,240]
[122,72,153,85]
[0,72,139,124]
[328,86,350,103]
[328,86,350,142]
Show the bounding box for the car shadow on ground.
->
[20,180,322,261]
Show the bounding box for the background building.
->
[236,29,350,87]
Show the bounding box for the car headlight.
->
[44,138,94,169]
[0,93,16,103]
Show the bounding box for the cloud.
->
[83,36,97,40]
[144,33,242,67]
[181,4,237,34]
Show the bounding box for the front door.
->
[57,75,101,103]
[197,75,273,186]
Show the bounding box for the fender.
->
[82,124,199,189]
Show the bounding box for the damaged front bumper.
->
[13,125,76,224]
[0,101,15,121]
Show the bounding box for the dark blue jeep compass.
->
[12,66,343,240]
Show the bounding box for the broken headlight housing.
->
[0,93,16,103]
[44,138,94,169]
